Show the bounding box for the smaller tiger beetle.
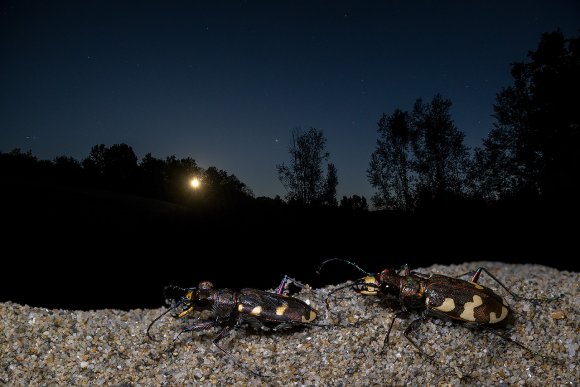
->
[318,259,561,369]
[147,276,320,377]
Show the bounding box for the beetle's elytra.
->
[425,274,509,324]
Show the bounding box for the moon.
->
[190,178,201,189]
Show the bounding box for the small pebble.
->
[550,310,567,320]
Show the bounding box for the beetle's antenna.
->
[322,279,376,328]
[147,299,186,342]
[326,281,355,298]
[325,280,364,307]
[317,258,372,276]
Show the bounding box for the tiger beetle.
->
[318,258,561,368]
[147,276,319,377]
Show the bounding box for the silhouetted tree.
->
[82,143,138,190]
[202,166,254,205]
[139,153,167,197]
[104,143,138,187]
[140,153,166,176]
[53,155,81,169]
[339,195,368,211]
[2,145,260,209]
[82,144,107,177]
[164,155,201,202]
[277,127,337,204]
[472,30,580,203]
[0,149,38,176]
[53,156,82,183]
[368,95,468,209]
[367,109,414,209]
[468,128,521,200]
[321,163,338,206]
[411,94,469,202]
[165,156,199,180]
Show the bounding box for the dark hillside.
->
[1,176,575,310]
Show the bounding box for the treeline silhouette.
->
[1,30,578,310]
[0,146,375,310]
[3,27,579,213]
[1,144,254,209]
[368,30,579,212]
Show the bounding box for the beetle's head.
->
[173,281,215,318]
[351,274,381,296]
[147,281,215,342]
[351,268,400,298]
[376,268,401,298]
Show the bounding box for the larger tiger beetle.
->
[318,258,561,372]
[147,276,319,377]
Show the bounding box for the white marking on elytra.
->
[275,304,288,316]
[250,306,262,316]
[433,297,456,312]
[489,306,509,323]
[301,310,316,323]
[237,304,243,312]
[460,295,483,321]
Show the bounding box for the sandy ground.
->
[1,262,578,386]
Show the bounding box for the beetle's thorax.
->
[210,288,238,318]
[398,274,427,309]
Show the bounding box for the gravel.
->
[1,262,578,386]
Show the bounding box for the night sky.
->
[1,1,578,200]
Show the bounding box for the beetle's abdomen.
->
[425,275,510,325]
[237,289,317,323]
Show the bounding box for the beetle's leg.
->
[482,326,563,365]
[212,326,271,377]
[401,316,472,378]
[212,326,233,351]
[403,317,470,379]
[381,311,407,353]
[402,317,432,358]
[275,275,306,295]
[275,275,288,295]
[173,320,216,341]
[467,267,559,303]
